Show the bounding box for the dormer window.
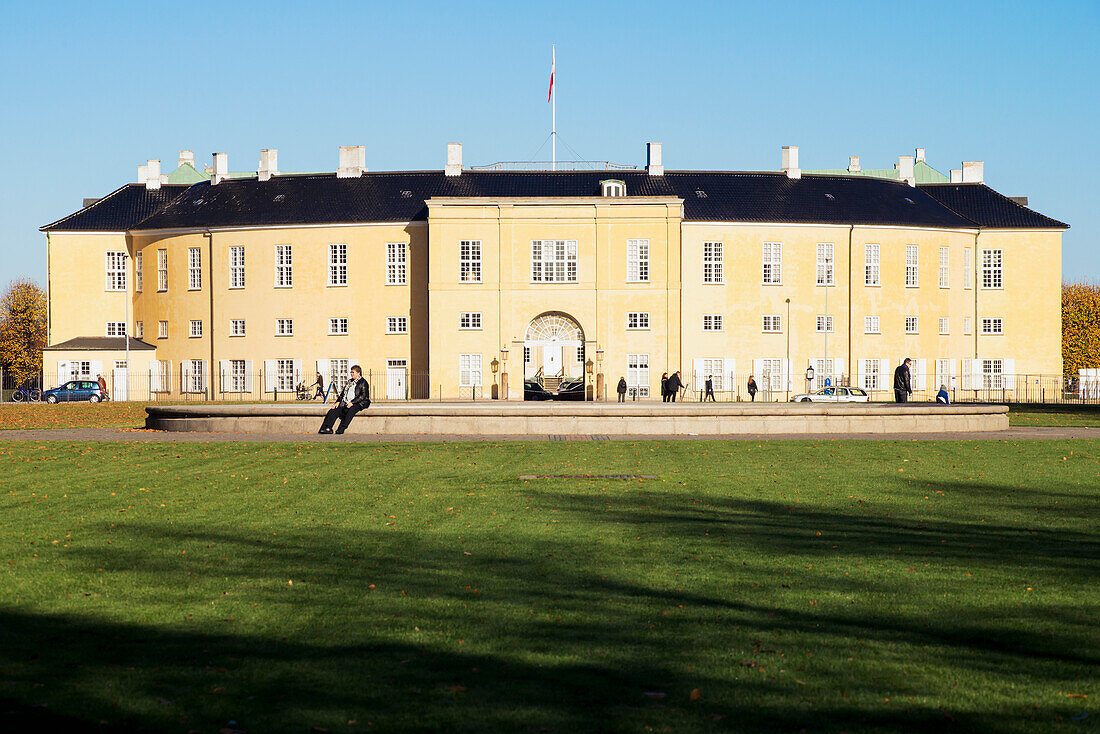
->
[600,179,625,197]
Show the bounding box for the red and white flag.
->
[547,47,555,102]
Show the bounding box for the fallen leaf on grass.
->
[689,688,701,701]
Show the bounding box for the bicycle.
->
[11,386,42,402]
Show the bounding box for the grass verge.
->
[0,439,1097,732]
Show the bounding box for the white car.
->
[790,386,870,403]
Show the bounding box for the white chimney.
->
[647,142,663,176]
[897,155,915,186]
[178,150,195,168]
[211,152,228,185]
[145,159,162,190]
[137,163,149,184]
[961,161,984,183]
[950,169,962,183]
[258,149,279,181]
[445,143,462,176]
[848,155,861,173]
[337,145,366,178]
[781,146,800,179]
[915,147,926,163]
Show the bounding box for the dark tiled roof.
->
[41,184,191,232]
[919,183,1069,229]
[43,336,157,351]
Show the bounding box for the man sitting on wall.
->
[318,365,370,434]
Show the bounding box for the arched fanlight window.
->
[600,179,625,197]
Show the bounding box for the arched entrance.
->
[525,312,584,380]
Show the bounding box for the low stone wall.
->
[146,402,1010,435]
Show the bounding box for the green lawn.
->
[1007,404,1100,428]
[0,440,1097,733]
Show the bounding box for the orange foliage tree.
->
[0,279,47,385]
[1062,281,1100,375]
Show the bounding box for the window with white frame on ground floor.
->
[865,315,880,334]
[816,315,833,333]
[330,317,350,335]
[157,249,168,291]
[459,240,481,283]
[812,358,835,390]
[187,359,205,393]
[703,241,723,284]
[229,359,247,393]
[70,361,91,380]
[387,243,407,284]
[816,243,834,285]
[134,251,142,292]
[762,242,782,284]
[939,317,949,334]
[459,354,482,387]
[699,358,725,390]
[189,320,202,338]
[627,312,649,330]
[936,358,953,389]
[230,319,245,337]
[906,244,919,287]
[760,358,784,391]
[275,244,293,287]
[964,317,972,335]
[982,249,1003,289]
[762,315,782,332]
[276,318,293,336]
[135,321,143,339]
[229,246,245,288]
[105,251,127,291]
[459,312,481,329]
[905,315,919,334]
[982,359,1004,389]
[329,243,347,286]
[158,320,168,339]
[328,359,350,394]
[963,247,972,289]
[627,353,650,397]
[862,359,881,390]
[939,246,950,288]
[865,244,880,286]
[276,359,296,392]
[188,247,201,290]
[385,317,406,334]
[106,322,126,337]
[627,239,649,282]
[114,360,127,370]
[532,240,577,282]
[703,314,723,331]
[982,317,1003,334]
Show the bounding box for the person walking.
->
[893,358,913,403]
[660,372,670,403]
[747,375,758,402]
[313,371,325,400]
[704,375,716,402]
[616,376,627,403]
[667,371,683,402]
[318,365,371,434]
[96,373,108,401]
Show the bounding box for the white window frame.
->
[703,241,723,284]
[228,359,247,393]
[459,240,482,283]
[865,315,880,334]
[760,358,784,392]
[762,315,782,333]
[936,359,953,390]
[229,246,245,289]
[105,321,126,337]
[762,242,782,284]
[275,244,293,287]
[816,243,834,286]
[276,358,296,392]
[939,317,949,335]
[158,320,168,339]
[276,318,294,336]
[627,312,650,330]
[134,251,142,292]
[816,315,833,333]
[135,321,143,339]
[982,359,1004,390]
[230,319,246,337]
[905,315,919,334]
[330,317,350,335]
[699,358,727,391]
[328,243,348,286]
[387,242,407,285]
[981,317,1004,335]
[862,359,881,390]
[459,354,482,387]
[981,249,1003,289]
[385,316,407,334]
[188,247,201,290]
[964,317,972,335]
[157,249,168,291]
[963,247,972,290]
[188,359,206,393]
[105,251,127,291]
[327,359,350,395]
[864,243,880,286]
[702,314,723,332]
[811,358,835,391]
[905,244,919,287]
[459,312,482,330]
[627,353,650,397]
[939,246,949,288]
[189,320,202,338]
[531,239,578,283]
[627,239,650,283]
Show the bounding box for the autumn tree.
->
[0,279,47,386]
[1062,281,1100,375]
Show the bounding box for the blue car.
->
[42,380,107,404]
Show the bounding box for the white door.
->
[386,359,407,400]
[112,368,129,401]
[543,340,561,374]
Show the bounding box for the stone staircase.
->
[542,375,563,392]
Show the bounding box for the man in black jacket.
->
[318,365,371,434]
[893,358,913,403]
[667,370,683,402]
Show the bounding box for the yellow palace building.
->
[40,143,1067,401]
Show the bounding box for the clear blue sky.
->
[1,0,1096,286]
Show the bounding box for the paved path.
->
[0,426,1095,443]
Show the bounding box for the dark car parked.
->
[553,377,586,401]
[42,380,107,404]
[524,379,554,401]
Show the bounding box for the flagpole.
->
[551,45,556,171]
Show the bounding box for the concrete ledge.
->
[145,402,1010,435]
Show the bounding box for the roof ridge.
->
[39,183,132,231]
